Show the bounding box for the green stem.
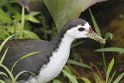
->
[19,6,25,39]
[101,45,107,74]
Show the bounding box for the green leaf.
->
[29,12,41,16]
[93,73,101,83]
[106,58,114,83]
[26,14,40,23]
[68,59,91,69]
[105,32,113,40]
[23,30,40,39]
[62,70,78,83]
[0,35,14,52]
[113,72,124,83]
[108,71,116,83]
[89,9,101,35]
[0,8,12,23]
[52,79,63,83]
[0,64,15,83]
[0,80,5,83]
[43,0,94,31]
[95,47,124,54]
[15,71,36,81]
[64,66,73,74]
[20,52,39,60]
[0,48,8,64]
[81,77,91,83]
[0,72,8,78]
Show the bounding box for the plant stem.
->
[101,45,107,74]
[20,6,25,39]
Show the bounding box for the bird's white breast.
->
[23,34,74,83]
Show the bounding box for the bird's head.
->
[64,19,105,44]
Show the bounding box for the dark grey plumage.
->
[0,19,87,80]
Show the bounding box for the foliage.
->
[0,0,124,83]
[0,5,40,40]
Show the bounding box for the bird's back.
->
[0,39,53,80]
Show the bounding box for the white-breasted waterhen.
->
[0,19,105,83]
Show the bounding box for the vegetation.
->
[0,0,124,83]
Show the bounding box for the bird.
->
[0,19,105,83]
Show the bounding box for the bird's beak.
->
[87,27,106,44]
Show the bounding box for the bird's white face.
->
[66,22,91,38]
[66,22,105,44]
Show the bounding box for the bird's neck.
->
[57,33,74,51]
[52,32,74,51]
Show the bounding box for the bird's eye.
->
[78,28,85,31]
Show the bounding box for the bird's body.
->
[0,34,73,83]
[0,19,105,83]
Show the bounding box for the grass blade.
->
[113,72,124,83]
[15,71,36,82]
[108,71,116,83]
[0,64,15,82]
[106,58,114,83]
[95,47,124,54]
[89,9,101,35]
[0,48,8,64]
[0,72,8,78]
[0,35,14,52]
[67,59,91,69]
[52,79,63,83]
[81,77,91,83]
[93,73,101,83]
[11,52,39,72]
[62,70,78,83]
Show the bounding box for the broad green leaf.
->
[81,77,91,83]
[113,72,124,83]
[106,58,114,83]
[95,47,124,54]
[62,70,78,83]
[68,59,91,69]
[43,0,101,31]
[0,8,12,23]
[89,9,101,35]
[11,52,39,72]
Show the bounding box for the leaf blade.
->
[106,58,114,83]
[62,70,78,83]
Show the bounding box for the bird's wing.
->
[0,39,53,80]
